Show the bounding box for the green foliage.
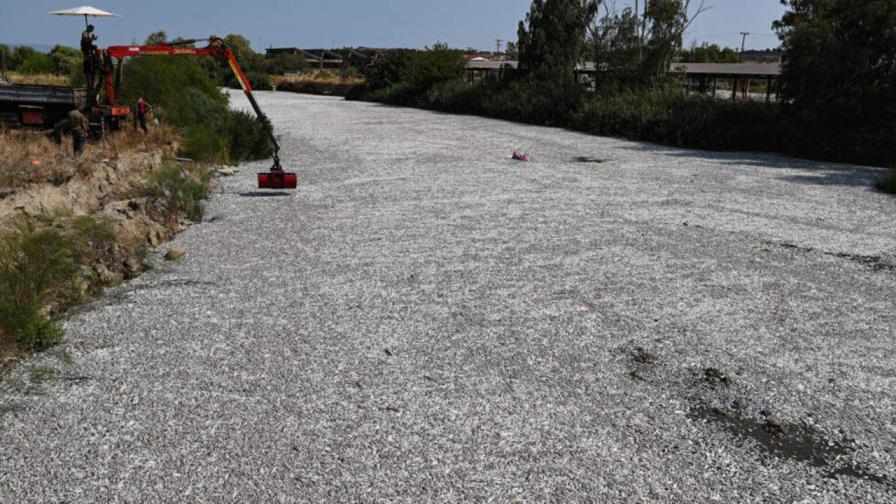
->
[0,44,10,71]
[277,79,362,97]
[266,52,307,75]
[69,216,118,269]
[0,220,81,350]
[16,52,54,75]
[145,31,169,45]
[49,45,82,75]
[483,76,584,126]
[142,163,210,223]
[403,43,466,91]
[571,88,784,152]
[517,0,598,78]
[775,0,896,165]
[363,49,419,90]
[680,44,741,63]
[120,56,271,163]
[875,168,896,195]
[590,7,644,87]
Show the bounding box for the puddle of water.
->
[689,405,895,488]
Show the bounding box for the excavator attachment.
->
[103,37,299,191]
[258,171,298,190]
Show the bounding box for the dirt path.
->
[1,93,894,502]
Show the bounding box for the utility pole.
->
[495,39,503,57]
[739,32,750,53]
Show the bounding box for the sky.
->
[0,0,786,52]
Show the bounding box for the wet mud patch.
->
[689,404,895,489]
[762,240,895,272]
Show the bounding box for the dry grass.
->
[6,72,71,87]
[0,123,179,188]
[272,73,364,88]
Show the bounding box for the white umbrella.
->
[50,6,120,29]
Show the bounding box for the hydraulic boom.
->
[103,37,297,189]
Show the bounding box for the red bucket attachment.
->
[258,171,298,190]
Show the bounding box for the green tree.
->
[49,45,82,75]
[680,43,741,63]
[17,52,54,74]
[0,44,11,71]
[775,0,896,164]
[517,0,600,78]
[590,6,643,86]
[145,31,168,45]
[266,52,307,75]
[403,43,466,91]
[364,49,419,89]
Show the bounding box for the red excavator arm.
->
[102,37,296,189]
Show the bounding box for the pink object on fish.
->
[512,150,532,162]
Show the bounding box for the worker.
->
[135,97,153,133]
[67,106,90,156]
[81,25,98,88]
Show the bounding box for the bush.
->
[875,168,896,195]
[363,49,419,90]
[0,219,82,350]
[276,79,362,97]
[142,163,210,223]
[120,56,272,164]
[16,52,55,75]
[571,88,785,152]
[482,76,584,126]
[403,43,467,91]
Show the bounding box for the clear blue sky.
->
[0,0,786,52]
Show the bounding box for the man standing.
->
[135,97,153,133]
[81,25,98,89]
[68,106,90,156]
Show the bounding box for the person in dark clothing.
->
[81,25,98,89]
[135,97,153,133]
[68,107,90,156]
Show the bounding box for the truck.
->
[0,83,86,129]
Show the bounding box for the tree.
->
[49,45,82,75]
[145,31,168,45]
[775,0,896,164]
[590,5,643,86]
[680,43,741,63]
[517,0,600,78]
[505,42,519,60]
[403,43,466,91]
[0,44,11,72]
[642,0,710,77]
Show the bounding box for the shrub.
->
[142,163,210,223]
[363,49,419,90]
[571,88,784,152]
[121,56,271,163]
[0,219,82,350]
[16,52,54,75]
[875,168,896,195]
[403,43,467,92]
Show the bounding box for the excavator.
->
[92,36,297,189]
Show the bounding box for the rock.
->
[165,247,186,261]
[217,166,240,177]
[124,257,143,278]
